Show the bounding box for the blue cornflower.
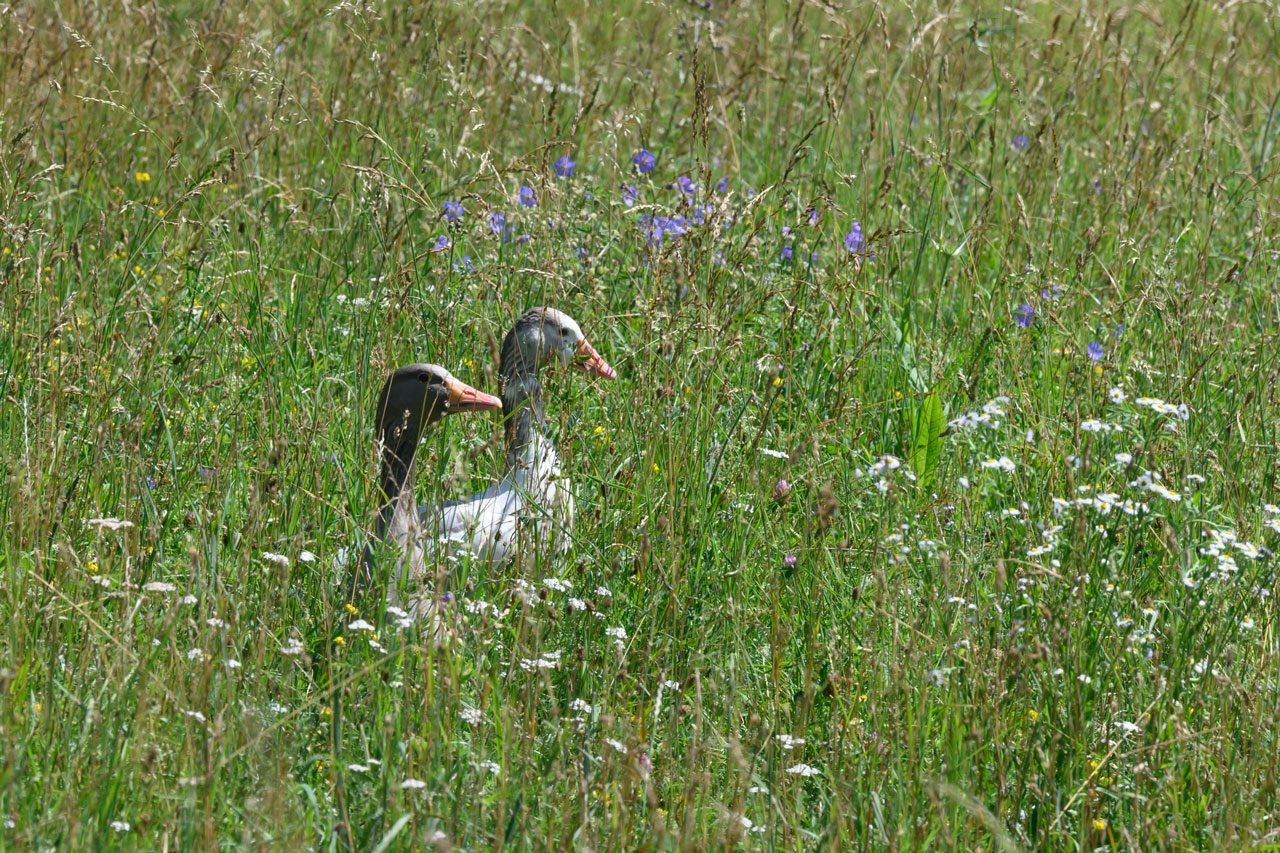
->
[1087,341,1104,361]
[1015,304,1034,327]
[519,185,537,208]
[442,200,464,221]
[845,221,865,253]
[623,184,639,205]
[433,235,450,250]
[554,156,575,178]
[489,212,505,234]
[1012,134,1029,152]
[633,149,656,173]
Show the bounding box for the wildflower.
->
[1115,452,1132,464]
[400,778,427,790]
[760,448,788,459]
[622,184,639,205]
[786,763,820,777]
[1012,134,1029,152]
[1027,709,1040,721]
[554,156,575,178]
[808,206,820,225]
[1087,341,1104,361]
[1080,419,1104,432]
[928,668,944,686]
[1147,483,1182,502]
[844,221,865,253]
[1108,387,1126,404]
[111,820,131,832]
[543,577,572,593]
[570,698,593,714]
[1077,673,1093,684]
[281,637,305,656]
[347,619,375,632]
[980,456,1016,472]
[348,763,369,772]
[333,636,345,647]
[262,552,290,569]
[632,149,656,173]
[605,738,628,754]
[717,176,728,192]
[519,185,537,208]
[460,707,483,726]
[772,479,791,501]
[143,581,177,593]
[433,235,450,250]
[1093,818,1108,832]
[1015,303,1034,327]
[1241,616,1255,629]
[442,200,464,221]
[783,554,797,568]
[489,212,505,234]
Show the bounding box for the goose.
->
[421,307,616,577]
[355,364,502,600]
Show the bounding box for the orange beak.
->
[444,376,503,413]
[574,338,617,380]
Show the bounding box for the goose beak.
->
[445,377,503,413]
[575,338,617,380]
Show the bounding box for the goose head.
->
[376,363,502,475]
[498,307,617,382]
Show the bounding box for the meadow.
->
[2,0,1280,848]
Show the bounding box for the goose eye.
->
[418,372,432,383]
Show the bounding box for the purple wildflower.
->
[1015,304,1034,328]
[1012,134,1029,152]
[781,245,793,261]
[632,149,656,173]
[784,554,797,568]
[716,176,728,193]
[442,200,464,221]
[433,235,450,250]
[676,175,696,196]
[519,185,537,208]
[623,184,639,205]
[808,207,820,225]
[489,212,505,235]
[1087,341,1104,361]
[554,156,575,178]
[845,222,865,253]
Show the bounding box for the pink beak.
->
[574,338,617,380]
[444,376,503,413]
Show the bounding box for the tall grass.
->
[2,0,1279,847]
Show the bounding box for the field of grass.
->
[3,0,1280,848]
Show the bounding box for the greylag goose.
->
[423,307,616,573]
[355,364,502,598]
